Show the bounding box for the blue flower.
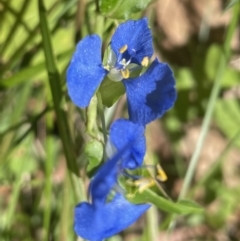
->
[67,18,176,126]
[74,119,150,241]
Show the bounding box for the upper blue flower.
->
[74,119,150,241]
[67,18,177,126]
[106,18,153,81]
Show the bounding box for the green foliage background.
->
[0,0,240,240]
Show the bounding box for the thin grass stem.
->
[38,0,86,202]
[179,3,239,201]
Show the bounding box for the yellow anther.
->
[120,69,130,79]
[104,65,110,71]
[126,193,135,199]
[141,57,149,67]
[156,164,167,182]
[119,45,128,53]
[134,177,156,193]
[126,179,135,186]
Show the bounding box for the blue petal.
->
[109,119,146,169]
[111,18,153,65]
[74,194,150,241]
[67,35,107,108]
[90,137,136,204]
[123,59,177,125]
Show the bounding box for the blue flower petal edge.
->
[74,194,150,241]
[111,18,153,65]
[123,58,177,126]
[109,119,146,169]
[67,35,107,108]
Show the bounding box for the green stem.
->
[193,128,240,190]
[179,3,239,200]
[4,176,22,230]
[95,15,107,147]
[146,206,158,241]
[97,92,108,145]
[167,3,239,234]
[38,0,77,174]
[1,0,30,55]
[95,14,105,38]
[43,128,54,241]
[38,0,86,202]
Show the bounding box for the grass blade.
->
[38,0,85,204]
[179,3,240,200]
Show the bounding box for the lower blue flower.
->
[74,119,150,241]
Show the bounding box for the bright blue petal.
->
[74,194,150,241]
[67,35,107,108]
[90,137,136,204]
[111,18,153,65]
[123,59,177,125]
[109,119,146,169]
[89,151,119,205]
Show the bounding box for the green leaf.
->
[98,77,125,107]
[215,99,240,147]
[224,0,240,12]
[100,0,153,20]
[175,67,195,90]
[0,49,73,88]
[128,189,203,215]
[0,63,45,88]
[86,96,98,134]
[9,140,37,177]
[177,199,203,214]
[38,0,78,175]
[85,140,103,171]
[204,44,240,87]
[221,68,240,87]
[204,44,222,80]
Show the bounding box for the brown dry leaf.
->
[180,125,240,188]
[155,0,191,48]
[155,0,233,49]
[146,120,171,159]
[159,225,213,241]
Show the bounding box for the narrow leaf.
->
[128,189,203,215]
[224,0,240,12]
[38,0,78,175]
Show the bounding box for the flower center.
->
[104,44,148,82]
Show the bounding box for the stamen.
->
[141,57,149,67]
[120,58,127,65]
[134,177,155,193]
[119,45,128,53]
[123,164,168,194]
[120,69,130,79]
[104,65,110,71]
[156,164,167,182]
